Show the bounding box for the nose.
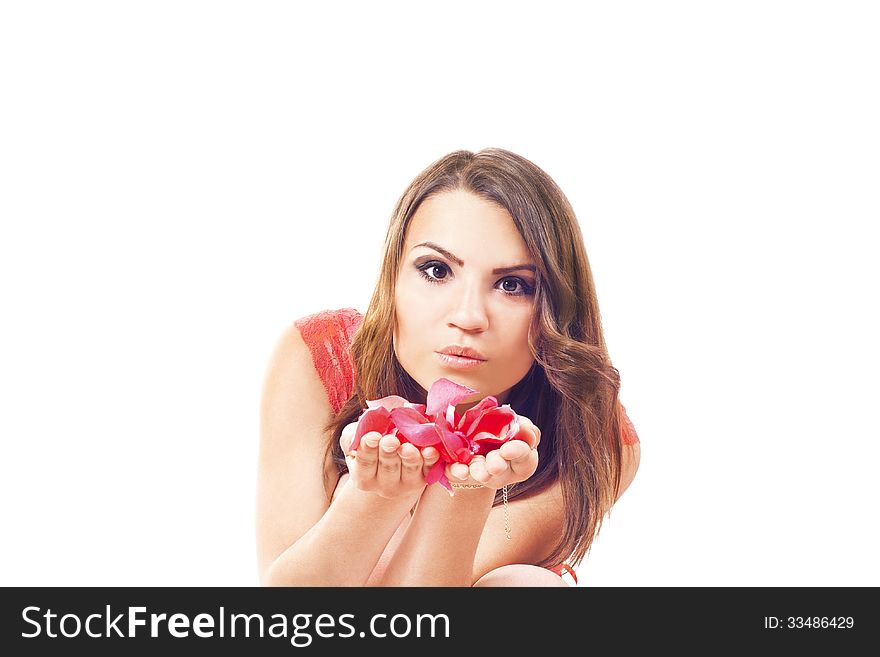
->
[447,279,489,332]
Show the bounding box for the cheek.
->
[502,311,534,361]
[396,277,439,327]
[393,283,425,359]
[394,284,414,333]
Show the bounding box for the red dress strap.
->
[294,308,364,414]
[549,562,579,585]
[619,401,640,446]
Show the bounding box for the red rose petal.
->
[434,418,468,463]
[454,447,474,464]
[466,406,517,437]
[352,379,531,489]
[352,406,394,451]
[459,395,499,433]
[470,430,506,456]
[472,430,504,443]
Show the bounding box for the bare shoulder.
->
[259,321,335,450]
[256,322,338,579]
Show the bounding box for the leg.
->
[472,564,569,587]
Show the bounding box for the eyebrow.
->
[411,241,537,275]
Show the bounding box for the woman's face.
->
[394,189,537,414]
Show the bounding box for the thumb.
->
[340,422,358,453]
[514,417,540,449]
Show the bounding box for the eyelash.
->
[416,261,535,297]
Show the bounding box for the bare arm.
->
[379,484,496,586]
[378,428,642,586]
[255,323,418,586]
[378,427,562,586]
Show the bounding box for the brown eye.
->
[499,277,534,296]
[417,261,449,283]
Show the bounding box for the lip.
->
[435,345,487,370]
[435,352,486,369]
[438,345,487,360]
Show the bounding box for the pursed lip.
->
[437,345,487,361]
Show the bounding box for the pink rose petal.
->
[446,404,458,429]
[425,459,447,486]
[366,395,410,411]
[389,407,441,447]
[426,378,478,417]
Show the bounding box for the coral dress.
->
[294,307,640,585]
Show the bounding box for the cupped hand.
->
[340,421,440,499]
[447,416,541,490]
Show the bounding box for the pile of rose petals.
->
[351,378,522,491]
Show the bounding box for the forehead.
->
[404,190,531,259]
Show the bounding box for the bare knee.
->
[473,564,569,587]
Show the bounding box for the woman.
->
[256,148,640,586]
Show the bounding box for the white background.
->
[1,1,877,587]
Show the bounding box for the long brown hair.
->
[324,148,623,568]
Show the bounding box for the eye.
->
[499,277,535,296]
[417,261,449,283]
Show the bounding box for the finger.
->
[468,455,490,484]
[448,462,470,481]
[422,446,439,463]
[399,442,423,485]
[515,417,540,449]
[340,421,358,454]
[499,439,532,463]
[509,447,539,478]
[352,431,381,477]
[421,446,440,478]
[485,449,510,477]
[377,433,402,482]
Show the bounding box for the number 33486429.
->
[764,617,854,629]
